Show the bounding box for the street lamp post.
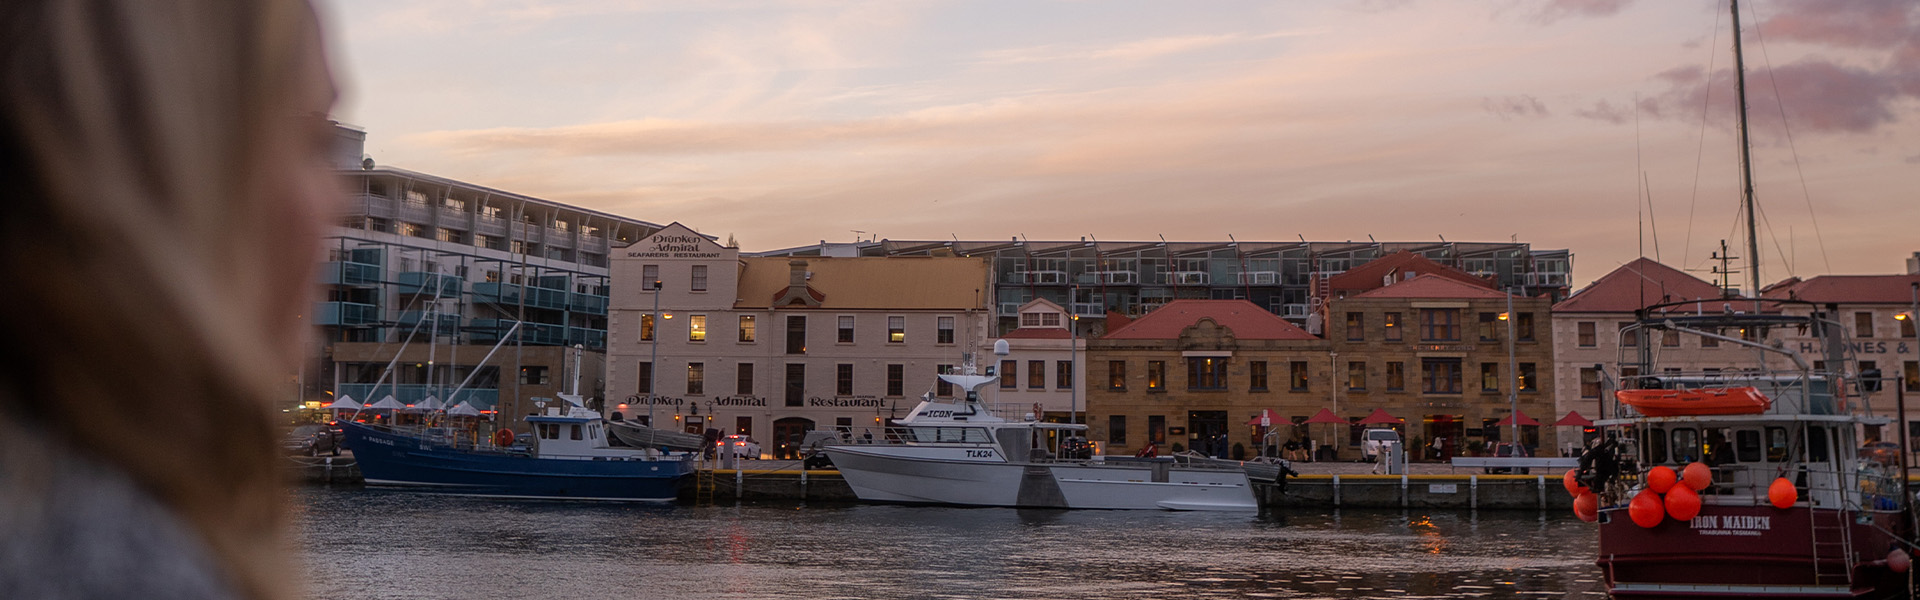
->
[647,279,663,448]
[1504,291,1519,450]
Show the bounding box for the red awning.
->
[1553,411,1594,427]
[1303,408,1346,424]
[1357,408,1402,425]
[1247,409,1281,426]
[1495,410,1542,427]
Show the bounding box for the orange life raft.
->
[1616,387,1771,416]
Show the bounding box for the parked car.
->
[1361,429,1401,459]
[723,434,761,459]
[284,423,342,456]
[1485,442,1532,474]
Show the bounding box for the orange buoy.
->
[1646,466,1677,493]
[1563,469,1588,497]
[1890,549,1911,574]
[1665,484,1701,521]
[1681,462,1711,491]
[1768,477,1798,509]
[1572,492,1599,522]
[1629,489,1664,528]
[493,428,515,447]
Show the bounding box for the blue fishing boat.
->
[342,406,695,502]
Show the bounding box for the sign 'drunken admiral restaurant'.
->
[625,223,724,260]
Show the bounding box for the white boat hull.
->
[825,446,1257,511]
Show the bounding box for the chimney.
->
[789,259,809,289]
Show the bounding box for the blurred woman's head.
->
[0,0,338,598]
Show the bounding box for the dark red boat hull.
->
[1598,504,1908,599]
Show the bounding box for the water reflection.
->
[299,488,1603,599]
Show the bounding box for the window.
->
[1423,358,1462,394]
[642,265,659,289]
[1000,360,1017,389]
[1580,367,1601,398]
[1289,361,1309,391]
[1518,363,1537,391]
[888,364,905,396]
[1187,357,1226,390]
[1248,361,1268,391]
[636,361,652,394]
[688,315,707,342]
[1903,316,1916,338]
[688,264,708,292]
[1021,312,1062,328]
[1346,312,1364,341]
[1517,313,1535,341]
[640,314,655,341]
[1056,360,1073,389]
[1620,322,1637,346]
[1109,361,1127,390]
[1344,361,1365,390]
[520,366,549,385]
[1149,415,1167,444]
[786,316,806,354]
[1857,312,1875,337]
[1386,361,1405,390]
[738,315,756,342]
[1478,312,1500,341]
[838,316,855,343]
[1481,363,1499,392]
[784,364,805,407]
[1577,322,1596,347]
[1661,329,1679,347]
[737,362,754,395]
[1108,415,1127,445]
[1421,309,1459,341]
[1029,360,1045,389]
[1147,361,1166,391]
[837,364,854,396]
[1907,361,1919,393]
[937,365,954,397]
[937,317,955,344]
[888,316,905,343]
[1383,312,1402,341]
[687,362,705,395]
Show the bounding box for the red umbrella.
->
[1247,409,1280,426]
[1495,410,1542,426]
[1553,411,1594,427]
[1303,408,1346,424]
[1358,408,1402,425]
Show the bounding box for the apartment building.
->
[753,238,1573,335]
[312,124,660,431]
[1762,273,1920,442]
[606,223,993,457]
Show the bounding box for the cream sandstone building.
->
[606,223,992,458]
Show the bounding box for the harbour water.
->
[298,488,1606,599]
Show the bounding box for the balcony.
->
[1238,271,1279,285]
[396,271,463,297]
[335,384,498,412]
[471,282,570,311]
[999,302,1022,316]
[1096,270,1138,285]
[1281,304,1310,318]
[1171,271,1210,286]
[1527,272,1569,286]
[1023,270,1068,284]
[313,301,379,326]
[569,292,609,315]
[1070,303,1105,318]
[396,310,460,331]
[468,319,569,346]
[568,327,607,350]
[319,261,382,286]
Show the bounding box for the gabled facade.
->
[989,299,1085,419]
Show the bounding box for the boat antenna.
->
[1731,0,1761,297]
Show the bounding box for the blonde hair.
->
[0,1,336,599]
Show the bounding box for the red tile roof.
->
[1763,273,1920,304]
[1328,251,1495,292]
[1552,258,1727,313]
[1349,274,1513,300]
[1101,299,1319,340]
[1000,328,1072,340]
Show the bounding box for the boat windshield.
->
[906,427,992,443]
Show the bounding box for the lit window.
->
[888,316,905,343]
[688,315,707,342]
[738,315,755,342]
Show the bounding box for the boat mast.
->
[1730,0,1761,298]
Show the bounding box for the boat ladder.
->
[1808,507,1855,586]
[694,457,717,504]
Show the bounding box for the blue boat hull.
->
[341,423,692,501]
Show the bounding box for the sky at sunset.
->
[316,0,1919,288]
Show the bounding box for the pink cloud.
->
[1530,0,1636,24]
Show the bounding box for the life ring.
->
[493,428,515,447]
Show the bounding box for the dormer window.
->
[1020,312,1062,328]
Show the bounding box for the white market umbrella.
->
[326,396,361,410]
[366,395,406,410]
[447,401,482,417]
[415,395,445,412]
